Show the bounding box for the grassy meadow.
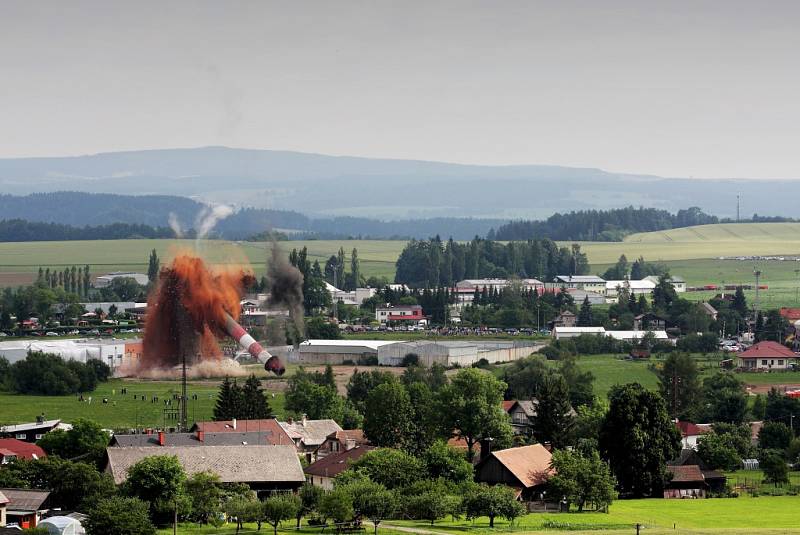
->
[0,377,287,429]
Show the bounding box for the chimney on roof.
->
[345,438,356,451]
[479,437,493,462]
[542,442,552,452]
[197,430,204,443]
[158,431,166,446]
[232,418,237,430]
[302,414,307,427]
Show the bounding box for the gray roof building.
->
[104,445,304,488]
[109,430,292,448]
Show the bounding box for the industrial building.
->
[92,272,149,288]
[0,338,142,371]
[286,339,538,367]
[552,326,670,343]
[453,278,544,304]
[287,339,397,365]
[377,340,536,367]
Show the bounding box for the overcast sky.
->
[1,1,799,178]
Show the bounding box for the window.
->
[778,360,784,366]
[762,360,768,366]
[35,434,44,440]
[16,433,26,440]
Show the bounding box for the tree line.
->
[0,219,176,241]
[490,206,719,241]
[394,237,589,287]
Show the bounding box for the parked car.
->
[45,331,59,336]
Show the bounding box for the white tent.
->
[39,516,86,535]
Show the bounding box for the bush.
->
[358,355,379,366]
[9,352,110,395]
[401,353,420,367]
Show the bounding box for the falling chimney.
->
[197,430,204,443]
[232,418,237,430]
[158,431,166,446]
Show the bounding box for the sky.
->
[1,0,799,178]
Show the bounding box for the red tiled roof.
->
[191,419,293,445]
[0,439,46,460]
[675,421,711,437]
[667,464,705,483]
[304,446,374,478]
[483,444,554,488]
[737,341,797,359]
[502,400,518,412]
[327,430,369,445]
[387,314,425,321]
[780,307,800,321]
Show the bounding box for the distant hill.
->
[0,192,503,241]
[2,146,797,220]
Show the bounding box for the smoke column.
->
[141,254,251,372]
[266,242,305,343]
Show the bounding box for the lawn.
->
[724,469,800,494]
[390,495,800,532]
[0,378,287,429]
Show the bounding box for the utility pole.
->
[754,269,762,317]
[736,194,740,223]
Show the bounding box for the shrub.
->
[401,353,420,367]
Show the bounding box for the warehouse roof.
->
[555,275,605,283]
[105,445,303,485]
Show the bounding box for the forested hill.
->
[0,219,175,242]
[490,207,720,241]
[0,192,504,241]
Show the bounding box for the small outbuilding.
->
[39,515,86,535]
[475,444,554,500]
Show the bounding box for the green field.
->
[0,377,287,429]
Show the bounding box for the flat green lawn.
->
[724,470,800,494]
[392,496,800,532]
[556,354,659,398]
[0,378,286,429]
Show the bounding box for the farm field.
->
[0,377,287,429]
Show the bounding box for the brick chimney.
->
[158,431,166,446]
[302,414,307,427]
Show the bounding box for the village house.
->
[109,429,294,448]
[304,445,374,490]
[674,421,712,450]
[315,430,369,459]
[503,400,536,436]
[668,449,727,495]
[279,417,343,462]
[0,440,46,464]
[105,445,304,497]
[737,341,798,370]
[699,302,718,321]
[663,465,708,499]
[189,418,294,446]
[633,312,667,331]
[375,304,426,325]
[644,275,687,293]
[0,419,63,443]
[604,279,656,302]
[550,310,576,329]
[0,489,50,529]
[474,444,554,501]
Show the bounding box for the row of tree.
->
[394,237,589,288]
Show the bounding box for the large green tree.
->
[599,383,681,497]
[659,352,701,420]
[84,496,156,535]
[37,418,110,468]
[123,455,187,525]
[438,368,513,461]
[532,373,575,449]
[363,382,414,449]
[262,493,301,535]
[547,448,617,512]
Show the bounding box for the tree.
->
[422,440,473,484]
[349,448,425,490]
[347,369,397,413]
[533,373,575,448]
[262,493,301,535]
[213,376,245,421]
[599,383,681,497]
[147,249,160,283]
[185,471,222,524]
[547,449,617,512]
[360,485,398,534]
[296,483,324,528]
[758,422,793,451]
[84,496,156,535]
[464,484,525,528]
[285,371,345,422]
[225,494,258,534]
[404,491,451,526]
[559,357,595,409]
[438,368,514,461]
[751,394,766,420]
[733,287,748,316]
[702,373,747,424]
[760,449,789,485]
[37,418,110,468]
[123,455,187,526]
[577,296,593,326]
[696,433,741,471]
[319,488,353,524]
[349,248,361,290]
[9,352,107,396]
[363,382,414,449]
[659,353,701,420]
[765,387,800,423]
[241,374,273,419]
